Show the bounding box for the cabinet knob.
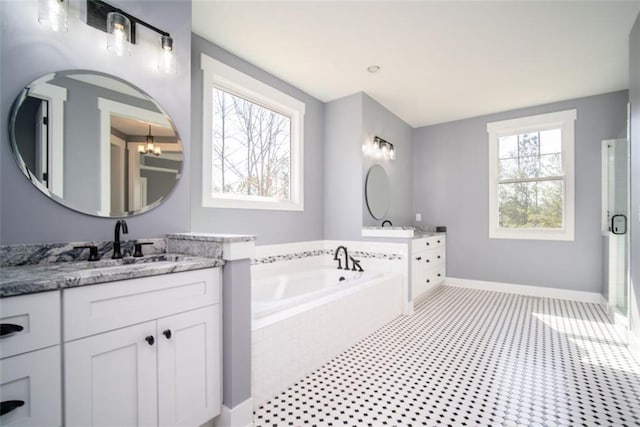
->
[0,400,25,416]
[426,279,430,283]
[437,273,441,277]
[437,240,441,244]
[426,242,430,246]
[437,255,441,259]
[163,329,172,339]
[0,323,24,338]
[416,256,422,261]
[145,335,155,346]
[426,259,430,263]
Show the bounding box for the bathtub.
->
[252,267,382,322]
[251,267,402,408]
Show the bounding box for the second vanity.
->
[0,233,253,427]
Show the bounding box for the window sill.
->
[202,195,303,211]
[489,228,574,241]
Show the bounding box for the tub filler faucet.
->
[333,245,349,270]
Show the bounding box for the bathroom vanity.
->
[0,252,222,427]
[411,234,446,300]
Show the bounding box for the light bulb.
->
[158,36,176,74]
[38,0,68,32]
[107,12,131,56]
[154,146,162,156]
[138,145,146,154]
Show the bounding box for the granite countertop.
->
[412,231,446,239]
[0,254,223,298]
[167,232,256,243]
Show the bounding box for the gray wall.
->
[362,94,413,227]
[629,14,640,342]
[324,93,363,241]
[1,0,191,244]
[413,91,628,293]
[190,34,325,245]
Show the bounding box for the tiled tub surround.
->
[251,240,406,409]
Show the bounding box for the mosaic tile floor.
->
[253,285,640,426]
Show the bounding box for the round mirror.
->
[9,70,183,217]
[365,164,390,220]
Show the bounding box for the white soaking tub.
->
[251,267,402,408]
[252,267,382,322]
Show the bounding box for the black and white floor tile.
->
[253,286,640,426]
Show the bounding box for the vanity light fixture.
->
[38,0,68,32]
[138,124,161,156]
[106,11,131,56]
[374,136,395,160]
[86,0,176,73]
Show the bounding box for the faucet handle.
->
[133,242,154,258]
[349,256,364,272]
[74,245,101,262]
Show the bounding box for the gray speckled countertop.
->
[0,254,222,298]
[167,232,256,243]
[412,231,446,239]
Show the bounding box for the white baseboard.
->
[213,398,253,427]
[444,277,605,304]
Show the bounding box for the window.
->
[487,109,576,240]
[201,54,305,210]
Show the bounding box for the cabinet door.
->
[64,321,158,427]
[157,305,221,427]
[0,346,61,427]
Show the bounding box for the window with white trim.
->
[201,54,305,210]
[487,109,576,240]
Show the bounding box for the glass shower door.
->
[604,138,629,317]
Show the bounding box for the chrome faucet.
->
[333,245,349,270]
[112,219,129,259]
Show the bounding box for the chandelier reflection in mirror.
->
[138,124,162,156]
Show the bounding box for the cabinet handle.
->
[426,242,430,246]
[0,400,25,416]
[163,329,172,339]
[426,279,430,283]
[0,323,24,338]
[145,335,155,346]
[437,273,441,277]
[437,240,441,244]
[437,255,441,259]
[426,259,430,263]
[415,256,422,261]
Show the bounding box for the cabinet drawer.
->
[411,235,445,252]
[421,247,445,266]
[0,346,62,427]
[0,292,60,359]
[426,266,446,287]
[64,268,220,341]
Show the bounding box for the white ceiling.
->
[193,1,640,128]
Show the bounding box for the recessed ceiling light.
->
[367,65,381,73]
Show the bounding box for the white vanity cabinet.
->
[411,235,446,300]
[63,268,221,427]
[0,291,62,427]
